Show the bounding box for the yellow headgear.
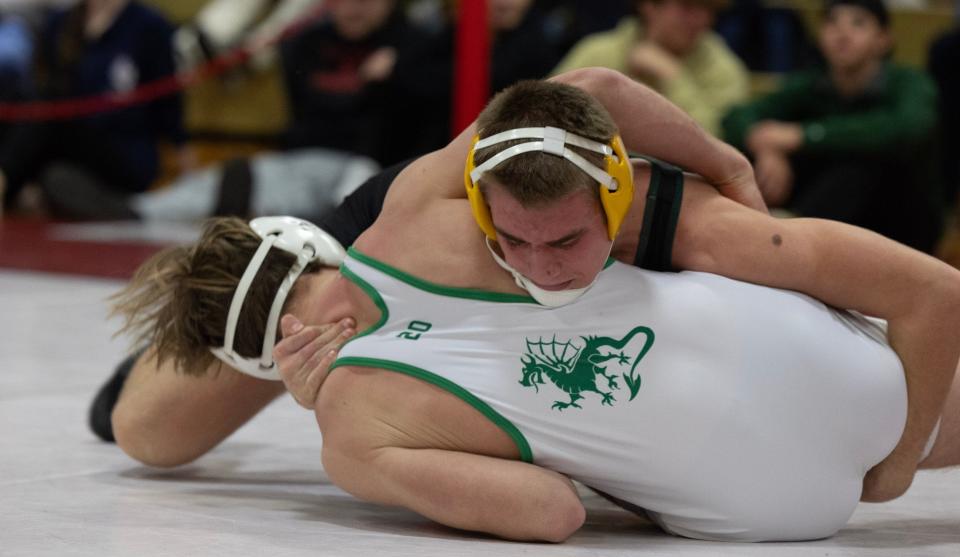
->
[464,126,633,241]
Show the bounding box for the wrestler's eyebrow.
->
[546,230,584,247]
[495,228,584,247]
[496,229,527,245]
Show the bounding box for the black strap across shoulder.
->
[632,155,685,272]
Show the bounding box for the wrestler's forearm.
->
[799,224,960,474]
[674,187,960,489]
[890,290,960,440]
[326,445,585,542]
[112,347,285,467]
[551,67,765,212]
[859,304,959,502]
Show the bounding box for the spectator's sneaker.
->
[88,350,144,442]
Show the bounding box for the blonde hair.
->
[474,80,618,206]
[111,217,319,376]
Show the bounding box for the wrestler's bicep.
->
[113,346,285,467]
[671,179,817,292]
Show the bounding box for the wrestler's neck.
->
[292,269,375,331]
[353,203,528,295]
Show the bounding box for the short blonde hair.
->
[474,80,618,206]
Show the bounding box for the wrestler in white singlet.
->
[332,248,907,542]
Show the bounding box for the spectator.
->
[279,0,432,166]
[174,0,323,73]
[43,147,379,222]
[929,24,959,205]
[392,0,567,152]
[714,0,815,73]
[0,0,191,218]
[486,0,564,88]
[552,0,749,136]
[723,0,941,253]
[537,0,631,55]
[0,13,33,102]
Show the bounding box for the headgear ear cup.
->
[599,135,634,240]
[464,135,498,240]
[465,129,634,241]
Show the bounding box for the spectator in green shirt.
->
[723,0,942,253]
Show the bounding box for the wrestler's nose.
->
[528,248,563,281]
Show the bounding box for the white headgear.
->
[209,216,345,380]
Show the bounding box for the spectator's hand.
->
[176,146,199,174]
[754,150,793,207]
[359,47,397,83]
[627,41,681,85]
[274,314,356,409]
[746,121,804,155]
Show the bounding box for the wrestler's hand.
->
[711,156,768,214]
[274,314,356,409]
[861,449,918,503]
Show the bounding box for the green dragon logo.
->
[519,326,654,411]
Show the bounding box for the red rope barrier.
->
[452,0,489,136]
[0,4,328,122]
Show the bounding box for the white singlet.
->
[332,249,907,542]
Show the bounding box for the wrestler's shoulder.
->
[387,149,466,204]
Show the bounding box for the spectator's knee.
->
[39,162,80,192]
[38,163,84,208]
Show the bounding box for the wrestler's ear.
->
[280,314,304,337]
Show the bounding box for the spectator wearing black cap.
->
[723,0,942,253]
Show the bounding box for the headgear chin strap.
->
[209,216,346,381]
[464,126,634,240]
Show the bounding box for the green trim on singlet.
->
[338,263,389,338]
[347,248,537,303]
[331,356,534,463]
[604,257,615,269]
